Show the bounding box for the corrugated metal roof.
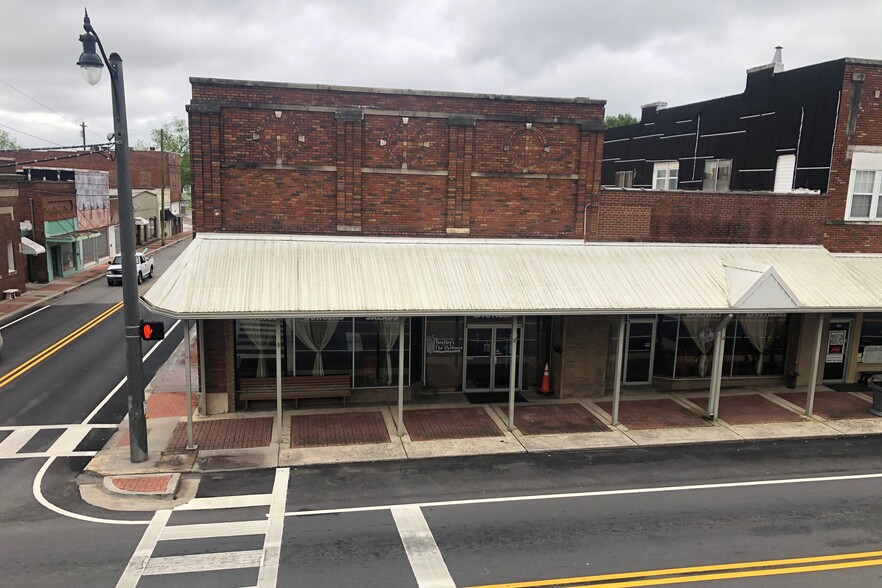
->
[142,234,882,319]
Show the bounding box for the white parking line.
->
[392,505,456,588]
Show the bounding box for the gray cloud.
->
[1,0,879,149]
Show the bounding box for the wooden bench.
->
[239,375,351,409]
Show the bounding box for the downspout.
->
[583,202,591,241]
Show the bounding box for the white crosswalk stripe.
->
[0,423,115,459]
[116,468,290,587]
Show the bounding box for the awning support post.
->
[197,319,206,416]
[708,315,732,421]
[276,320,282,444]
[806,313,825,417]
[508,316,518,432]
[184,319,196,450]
[397,317,405,437]
[612,315,626,426]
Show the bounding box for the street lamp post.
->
[77,10,148,462]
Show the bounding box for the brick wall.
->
[0,190,26,293]
[590,189,827,244]
[188,79,605,238]
[14,181,77,283]
[0,149,183,204]
[824,61,882,252]
[559,315,611,398]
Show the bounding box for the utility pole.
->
[160,128,165,246]
[80,122,87,150]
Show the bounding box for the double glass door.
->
[465,325,519,391]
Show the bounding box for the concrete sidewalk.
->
[82,326,882,509]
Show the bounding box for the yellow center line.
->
[466,550,882,588]
[0,301,124,388]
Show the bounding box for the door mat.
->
[465,391,527,404]
[825,383,871,393]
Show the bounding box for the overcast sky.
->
[2,0,880,150]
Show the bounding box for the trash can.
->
[867,376,882,417]
[785,371,799,389]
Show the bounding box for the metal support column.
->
[197,319,206,416]
[612,316,626,426]
[184,320,196,450]
[276,320,282,444]
[397,317,405,437]
[806,314,825,417]
[708,315,732,421]
[507,316,518,432]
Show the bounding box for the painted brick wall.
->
[13,181,77,283]
[188,80,605,239]
[590,189,827,244]
[824,62,882,252]
[559,315,611,398]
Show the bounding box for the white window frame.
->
[845,152,882,221]
[653,161,679,190]
[703,159,732,191]
[6,241,14,275]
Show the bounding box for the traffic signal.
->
[139,320,165,341]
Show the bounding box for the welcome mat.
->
[465,391,527,404]
[825,383,872,393]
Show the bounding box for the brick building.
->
[0,148,185,240]
[145,78,882,422]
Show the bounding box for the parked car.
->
[106,249,155,286]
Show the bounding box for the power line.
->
[0,122,64,147]
[0,76,106,139]
[0,147,113,169]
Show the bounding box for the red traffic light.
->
[139,320,165,341]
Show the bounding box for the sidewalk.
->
[0,230,193,323]
[83,327,882,509]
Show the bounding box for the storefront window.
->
[293,318,351,377]
[352,318,410,388]
[521,317,550,390]
[858,313,882,362]
[425,317,464,391]
[236,319,284,379]
[653,314,787,380]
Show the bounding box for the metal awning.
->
[163,209,180,221]
[142,233,882,320]
[20,236,45,256]
[134,217,150,226]
[45,230,101,243]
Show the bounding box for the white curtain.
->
[682,316,717,377]
[377,318,401,385]
[294,319,340,376]
[240,319,275,377]
[740,317,780,375]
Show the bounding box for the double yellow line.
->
[0,301,123,389]
[469,550,882,587]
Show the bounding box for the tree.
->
[0,129,22,150]
[137,116,190,198]
[605,113,639,128]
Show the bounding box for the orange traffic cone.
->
[539,362,553,397]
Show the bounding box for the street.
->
[1,240,882,586]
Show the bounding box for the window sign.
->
[826,329,846,363]
[427,336,462,354]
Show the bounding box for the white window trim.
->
[653,161,679,190]
[703,159,733,191]
[845,152,882,221]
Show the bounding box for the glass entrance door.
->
[465,325,519,391]
[823,319,852,382]
[625,320,656,384]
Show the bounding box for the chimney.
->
[772,46,784,73]
[640,101,667,124]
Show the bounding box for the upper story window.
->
[653,161,678,190]
[615,170,634,188]
[846,152,882,221]
[703,159,732,191]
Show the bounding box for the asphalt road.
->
[0,239,189,587]
[1,238,882,587]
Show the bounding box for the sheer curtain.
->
[240,320,274,377]
[740,317,780,375]
[681,316,716,377]
[294,319,340,376]
[377,318,401,385]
